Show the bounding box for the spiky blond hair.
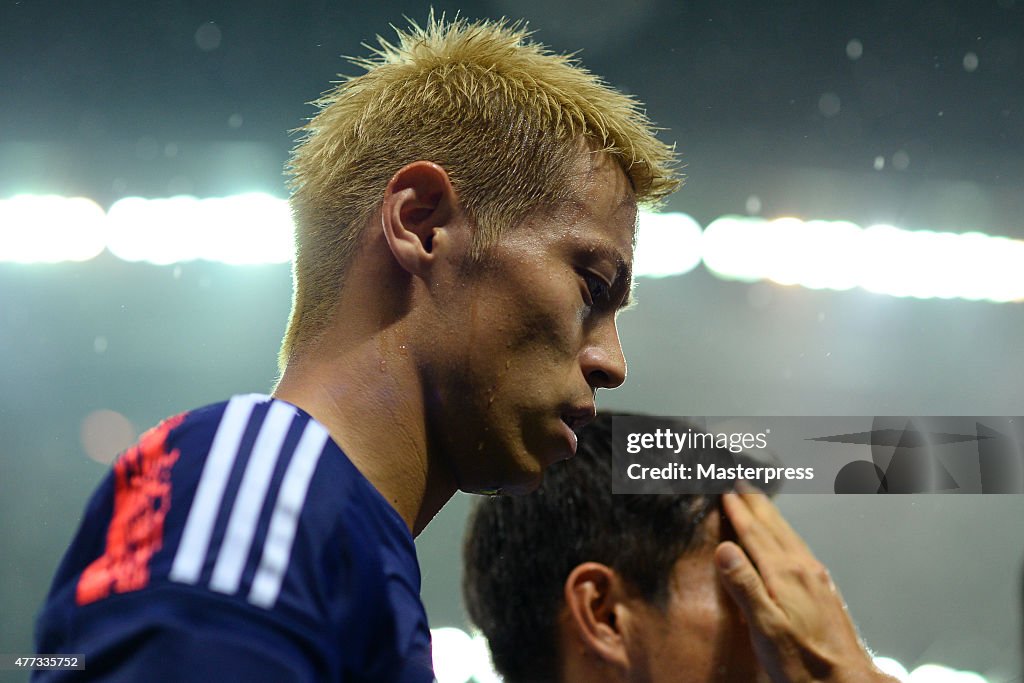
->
[280,14,680,369]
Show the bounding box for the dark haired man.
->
[463,414,897,683]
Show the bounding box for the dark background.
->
[2,1,1023,680]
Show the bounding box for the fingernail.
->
[717,544,743,571]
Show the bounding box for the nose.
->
[580,320,627,390]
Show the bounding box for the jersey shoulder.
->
[37,394,432,681]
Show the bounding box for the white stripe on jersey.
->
[169,394,262,585]
[209,400,297,595]
[248,420,329,609]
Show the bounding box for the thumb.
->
[715,541,781,634]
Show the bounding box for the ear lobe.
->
[381,161,458,277]
[564,562,632,669]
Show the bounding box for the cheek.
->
[448,294,575,410]
[662,569,760,680]
[670,590,726,648]
[707,587,762,680]
[475,280,583,359]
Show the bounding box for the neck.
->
[559,623,627,683]
[562,656,623,683]
[273,332,456,537]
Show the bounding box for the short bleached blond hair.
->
[280,14,680,369]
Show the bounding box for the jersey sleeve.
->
[32,586,321,682]
[34,396,433,683]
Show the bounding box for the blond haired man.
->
[34,15,677,682]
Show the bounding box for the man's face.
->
[627,510,768,682]
[429,151,636,494]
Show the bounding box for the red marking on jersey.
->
[76,412,187,606]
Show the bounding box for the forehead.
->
[486,149,638,288]
[566,149,637,212]
[558,150,639,243]
[533,151,638,271]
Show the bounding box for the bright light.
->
[703,214,1024,303]
[874,656,910,681]
[428,626,491,683]
[703,215,864,289]
[6,193,1024,305]
[704,216,757,281]
[0,195,106,263]
[908,663,988,683]
[467,633,502,683]
[430,628,500,683]
[634,210,703,278]
[106,193,293,264]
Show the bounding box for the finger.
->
[715,541,784,634]
[734,481,788,537]
[733,484,812,556]
[721,491,783,569]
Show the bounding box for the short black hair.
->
[462,413,759,683]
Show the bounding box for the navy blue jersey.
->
[34,394,435,682]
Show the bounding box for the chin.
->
[455,443,546,496]
[460,475,542,497]
[500,470,545,495]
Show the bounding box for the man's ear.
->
[380,161,459,277]
[563,562,633,669]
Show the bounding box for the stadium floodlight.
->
[0,195,106,263]
[6,191,1024,306]
[634,210,703,278]
[106,193,294,265]
[703,214,1024,303]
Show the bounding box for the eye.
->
[580,271,611,307]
